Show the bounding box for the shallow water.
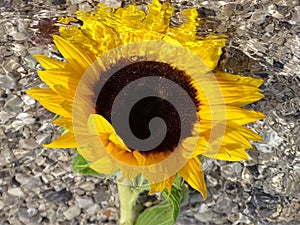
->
[0,0,300,224]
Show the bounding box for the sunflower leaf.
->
[134,176,187,225]
[72,151,103,176]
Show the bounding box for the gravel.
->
[0,0,300,224]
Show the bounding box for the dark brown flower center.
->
[95,61,199,153]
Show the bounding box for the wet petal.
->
[44,132,77,148]
[179,157,207,199]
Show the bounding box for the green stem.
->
[118,183,140,225]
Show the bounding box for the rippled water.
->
[1,0,300,224]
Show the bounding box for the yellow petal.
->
[33,54,65,69]
[222,129,252,148]
[37,69,79,91]
[215,71,264,87]
[219,88,263,107]
[167,9,200,42]
[143,0,173,33]
[183,37,227,70]
[238,125,263,142]
[200,123,255,149]
[53,84,75,101]
[179,157,207,199]
[87,114,131,152]
[210,146,250,161]
[87,114,114,135]
[133,150,171,166]
[53,117,73,130]
[89,155,117,174]
[149,175,176,194]
[59,24,102,57]
[194,137,250,161]
[53,35,93,70]
[118,5,146,30]
[199,105,265,125]
[133,150,146,166]
[108,133,131,152]
[81,19,121,54]
[76,137,107,162]
[194,73,264,107]
[44,132,77,148]
[26,88,71,117]
[106,142,137,166]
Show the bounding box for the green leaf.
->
[72,151,102,176]
[180,184,189,207]
[135,200,174,225]
[134,175,188,225]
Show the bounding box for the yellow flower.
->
[27,0,265,199]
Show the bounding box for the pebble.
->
[15,113,35,125]
[27,207,38,217]
[0,110,16,122]
[213,197,238,214]
[0,127,5,138]
[70,0,85,4]
[4,94,23,111]
[242,167,254,182]
[0,148,12,166]
[18,139,39,150]
[22,117,36,124]
[273,0,299,6]
[43,189,73,203]
[75,196,94,209]
[47,208,56,224]
[0,74,16,89]
[0,200,4,210]
[18,207,42,224]
[15,173,32,185]
[21,94,36,105]
[79,181,96,191]
[11,120,24,130]
[12,32,28,41]
[63,205,81,220]
[78,2,92,11]
[35,134,51,145]
[0,46,14,57]
[41,174,54,184]
[53,182,67,192]
[87,203,100,215]
[7,187,25,197]
[94,188,111,204]
[51,166,66,178]
[194,208,213,222]
[252,189,280,207]
[15,173,42,189]
[24,55,37,69]
[189,191,205,204]
[255,143,273,153]
[2,21,17,35]
[2,57,20,72]
[220,163,242,179]
[27,47,44,55]
[206,174,218,187]
[104,0,122,7]
[16,112,29,120]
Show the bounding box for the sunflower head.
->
[27,0,265,198]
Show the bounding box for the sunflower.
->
[27,0,265,199]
